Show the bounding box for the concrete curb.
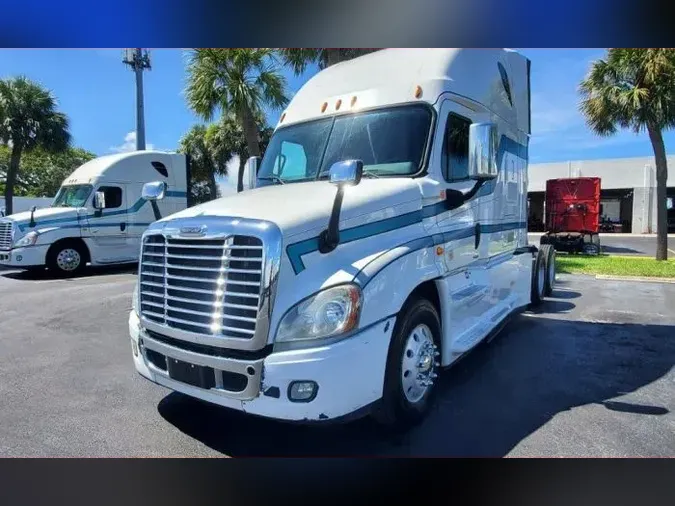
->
[595,274,675,284]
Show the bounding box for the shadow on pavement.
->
[601,246,646,255]
[0,263,137,281]
[600,400,669,416]
[158,296,674,457]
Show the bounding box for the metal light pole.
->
[122,49,151,150]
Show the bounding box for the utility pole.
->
[122,48,151,150]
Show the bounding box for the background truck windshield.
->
[52,185,93,208]
[257,104,432,182]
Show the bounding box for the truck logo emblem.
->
[180,225,206,236]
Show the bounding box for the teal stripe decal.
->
[353,222,526,286]
[17,191,187,232]
[287,134,528,274]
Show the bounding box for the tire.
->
[47,241,87,276]
[530,249,546,306]
[372,298,442,431]
[540,244,556,297]
[591,234,601,252]
[582,242,600,256]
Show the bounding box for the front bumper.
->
[0,245,48,267]
[129,311,395,422]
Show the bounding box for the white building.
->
[528,155,675,234]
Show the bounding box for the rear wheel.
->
[373,298,441,431]
[47,241,86,276]
[530,249,546,306]
[540,244,556,296]
[582,240,600,256]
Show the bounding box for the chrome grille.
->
[139,234,264,340]
[0,221,12,250]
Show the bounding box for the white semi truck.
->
[129,48,556,428]
[0,151,189,275]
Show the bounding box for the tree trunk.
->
[325,49,342,67]
[207,170,218,201]
[238,103,260,193]
[647,125,669,261]
[237,157,246,193]
[4,144,23,216]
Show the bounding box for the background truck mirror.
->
[142,181,167,201]
[93,191,106,210]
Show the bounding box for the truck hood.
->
[3,207,81,230]
[160,178,425,239]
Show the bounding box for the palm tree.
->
[185,49,288,176]
[212,112,274,192]
[279,48,381,74]
[178,125,222,205]
[0,76,70,215]
[579,48,675,261]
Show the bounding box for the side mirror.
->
[0,207,5,217]
[318,160,364,254]
[328,159,364,187]
[142,181,167,201]
[244,156,261,191]
[468,123,498,181]
[93,191,106,210]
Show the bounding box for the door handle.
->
[120,222,126,232]
[474,223,481,249]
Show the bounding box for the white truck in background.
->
[129,48,557,429]
[0,151,189,275]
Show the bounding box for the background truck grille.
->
[139,234,264,339]
[0,222,12,250]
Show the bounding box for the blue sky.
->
[1,49,673,187]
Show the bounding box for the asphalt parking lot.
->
[0,265,674,457]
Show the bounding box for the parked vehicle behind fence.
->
[128,48,556,429]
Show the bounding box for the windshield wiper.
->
[362,170,381,178]
[258,176,286,185]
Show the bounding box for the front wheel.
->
[372,298,441,430]
[47,242,86,276]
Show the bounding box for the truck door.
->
[88,184,135,263]
[433,98,492,350]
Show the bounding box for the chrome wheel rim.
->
[56,248,81,272]
[401,323,439,403]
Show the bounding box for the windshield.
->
[257,104,433,183]
[52,185,93,208]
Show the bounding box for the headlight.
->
[13,231,38,248]
[275,284,361,345]
[132,282,140,316]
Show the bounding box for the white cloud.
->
[109,131,155,153]
[525,49,655,159]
